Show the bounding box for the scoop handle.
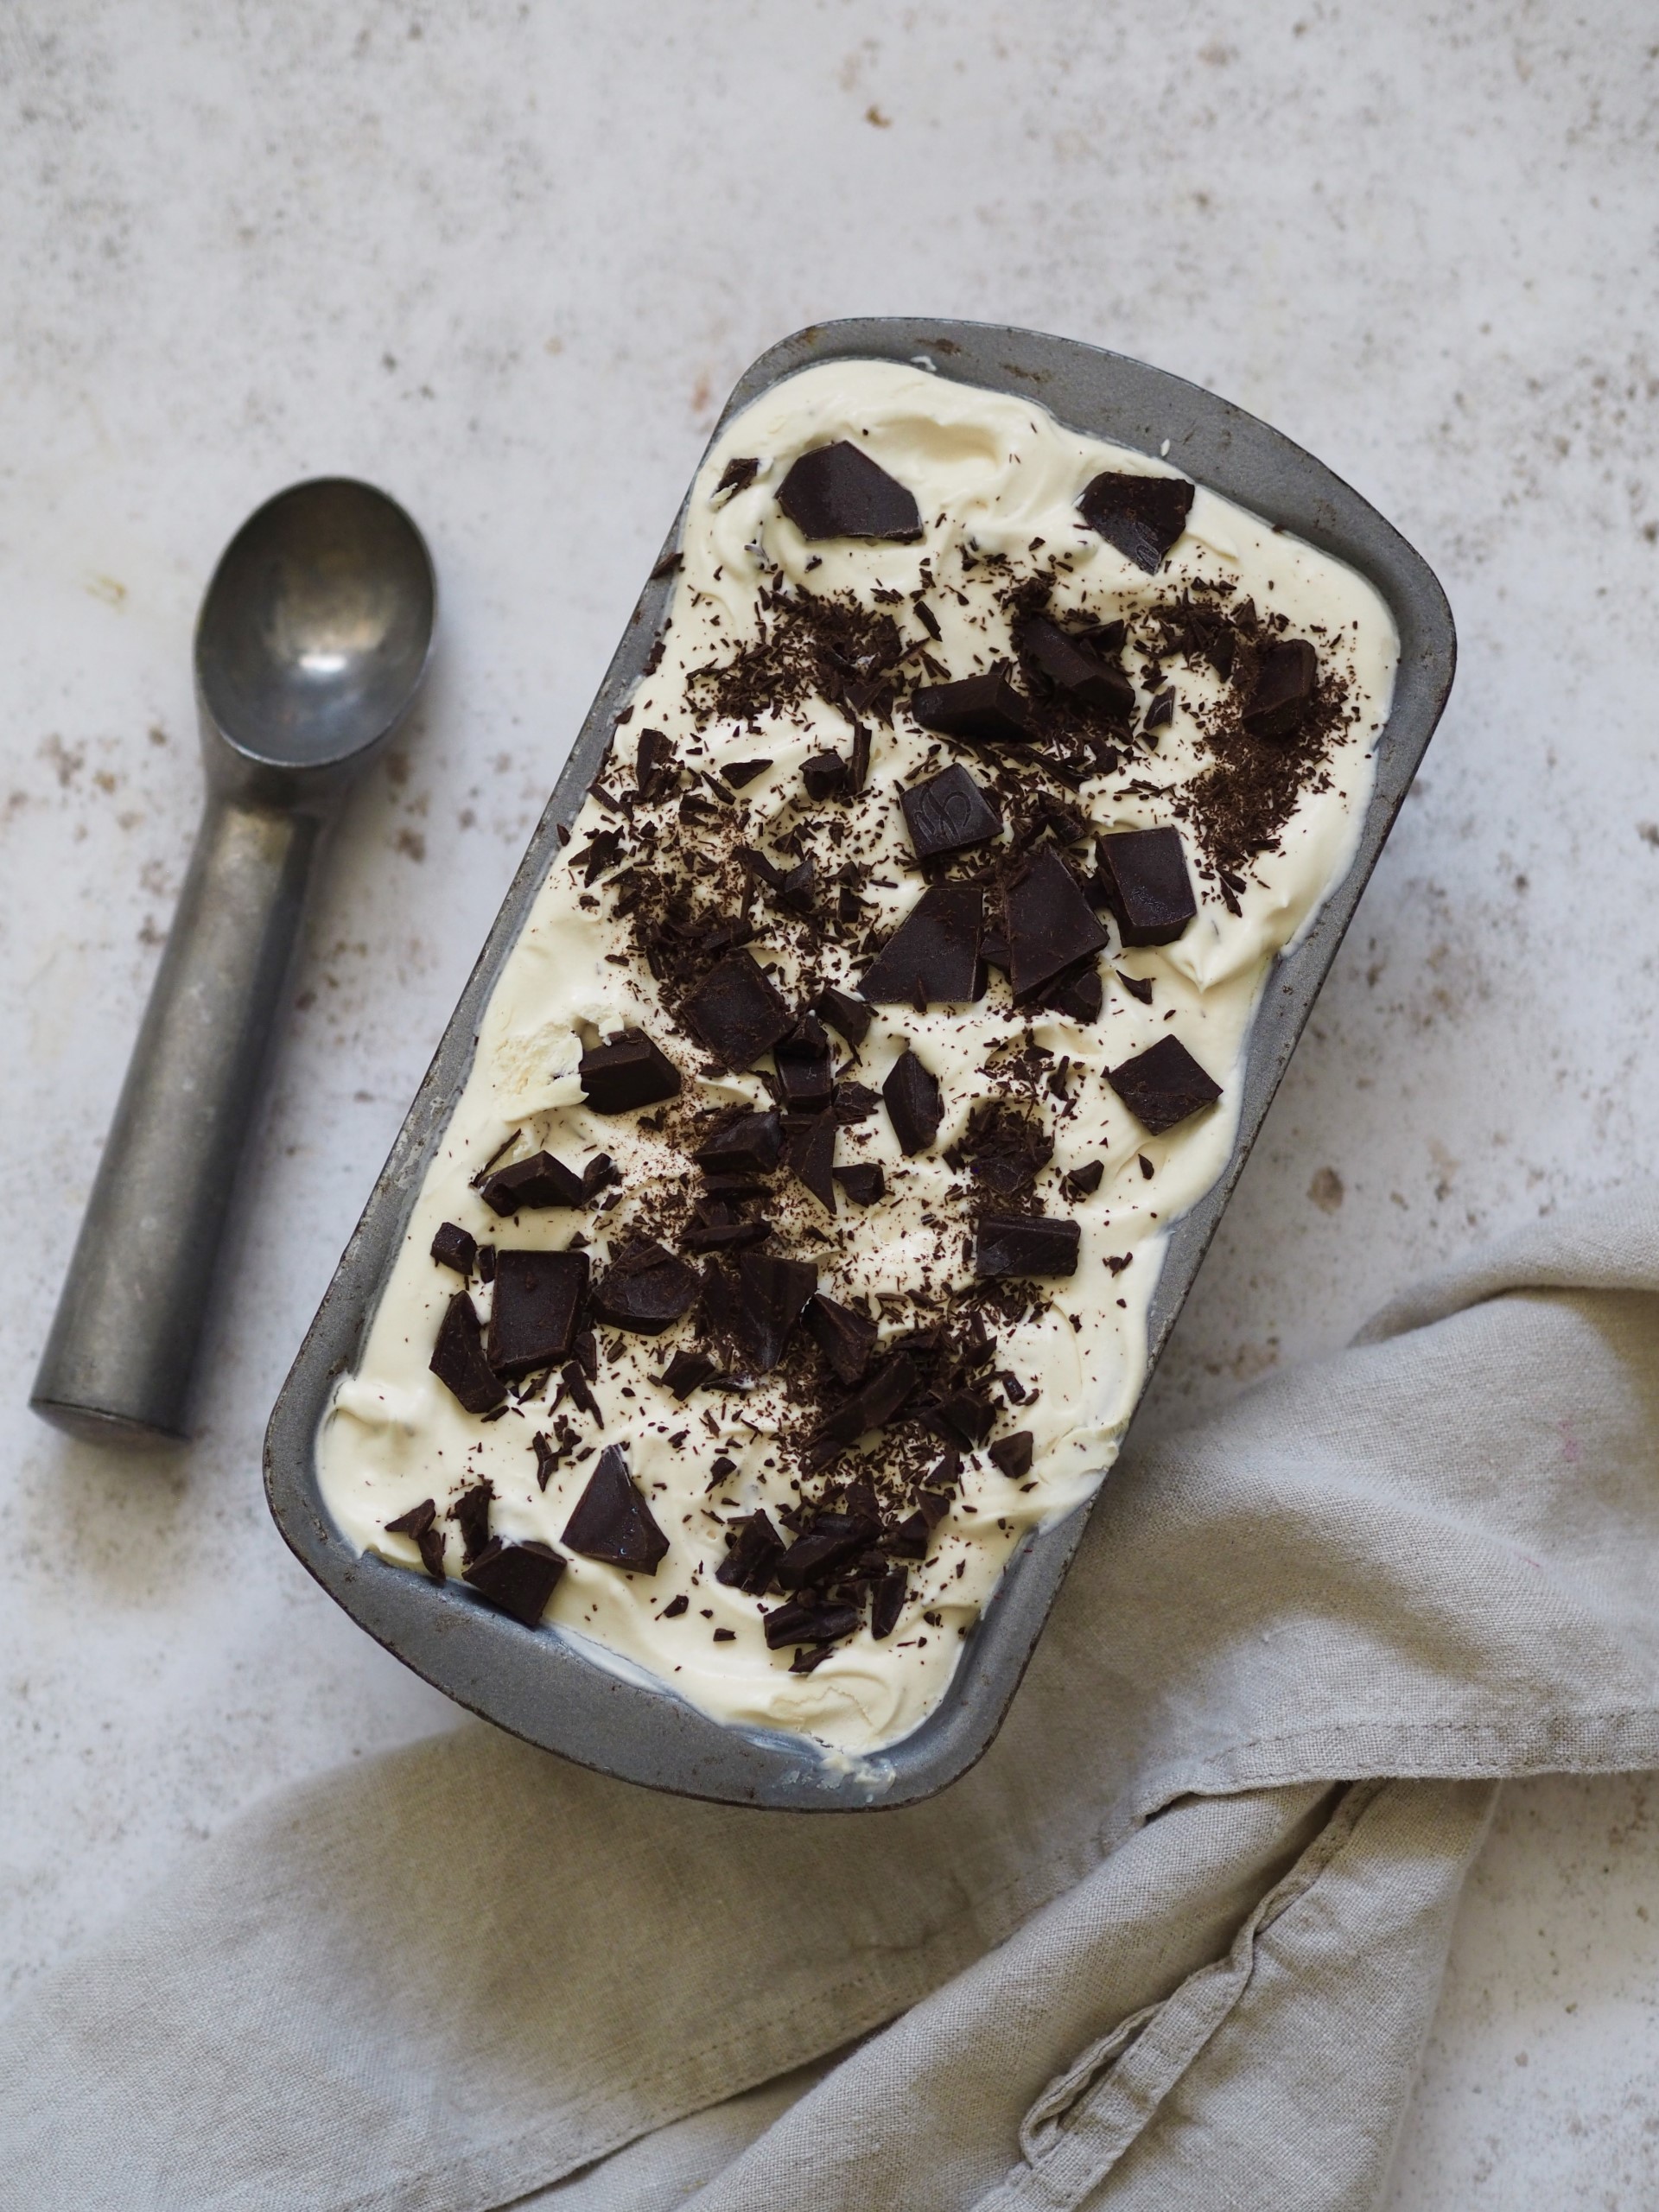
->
[31,794,320,1446]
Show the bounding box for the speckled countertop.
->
[3,5,1656,2201]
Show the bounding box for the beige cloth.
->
[5,1189,1659,2210]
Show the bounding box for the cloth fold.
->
[6,1187,1659,2210]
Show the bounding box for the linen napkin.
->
[5,1186,1658,2211]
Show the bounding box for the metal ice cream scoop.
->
[31,479,436,1446]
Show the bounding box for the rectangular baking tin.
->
[266,320,1456,1811]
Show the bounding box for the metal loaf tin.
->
[265,319,1456,1811]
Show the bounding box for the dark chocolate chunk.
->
[900,763,1002,860]
[812,1352,919,1450]
[802,752,846,801]
[560,1359,602,1422]
[1005,847,1109,1001]
[779,858,816,916]
[988,1431,1035,1480]
[804,1293,878,1387]
[531,1433,558,1490]
[715,1510,786,1595]
[463,1538,565,1627]
[849,721,872,793]
[1077,470,1195,572]
[661,1592,690,1618]
[582,1154,620,1200]
[713,455,760,502]
[476,1244,496,1283]
[1243,637,1319,738]
[1060,1160,1105,1202]
[387,1497,446,1581]
[683,1206,772,1255]
[1116,969,1154,1005]
[487,1249,588,1376]
[924,1388,995,1448]
[429,1293,507,1414]
[833,1162,886,1206]
[775,1512,880,1592]
[429,1221,476,1275]
[785,1112,838,1212]
[1021,613,1136,721]
[662,1348,716,1400]
[776,441,922,542]
[911,664,1033,745]
[789,1643,836,1672]
[731,1251,817,1373]
[593,1241,701,1335]
[832,1080,880,1123]
[694,1110,785,1176]
[683,950,796,1071]
[480,1150,587,1215]
[861,884,983,1005]
[1143,686,1175,736]
[775,1014,834,1113]
[871,1567,908,1640]
[720,756,772,789]
[580,1029,682,1114]
[763,1599,862,1650]
[975,1214,1082,1280]
[449,1479,493,1565]
[1046,960,1103,1024]
[1106,1034,1223,1135]
[562,1444,670,1574]
[635,727,675,802]
[813,986,872,1048]
[1096,827,1197,948]
[713,1626,736,1642]
[574,1329,600,1379]
[882,1046,943,1155]
[884,1510,936,1561]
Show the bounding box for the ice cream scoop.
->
[31,479,435,1446]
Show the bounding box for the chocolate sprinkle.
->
[900,763,1002,860]
[593,1241,701,1335]
[911,664,1033,745]
[861,883,983,1005]
[429,1293,507,1414]
[429,1221,476,1275]
[975,1214,1082,1280]
[730,1251,817,1374]
[1105,1034,1223,1135]
[683,950,796,1071]
[463,1539,565,1627]
[562,1445,670,1574]
[803,1293,878,1387]
[580,1029,682,1114]
[833,1162,886,1205]
[715,1510,786,1595]
[480,1150,587,1215]
[487,1249,588,1377]
[1077,470,1195,572]
[776,441,923,542]
[1096,828,1198,948]
[882,1046,944,1155]
[1005,847,1109,1001]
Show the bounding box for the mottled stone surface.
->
[2,4,1656,2198]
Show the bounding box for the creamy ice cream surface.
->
[317,359,1398,1759]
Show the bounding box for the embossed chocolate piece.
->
[900,763,1001,860]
